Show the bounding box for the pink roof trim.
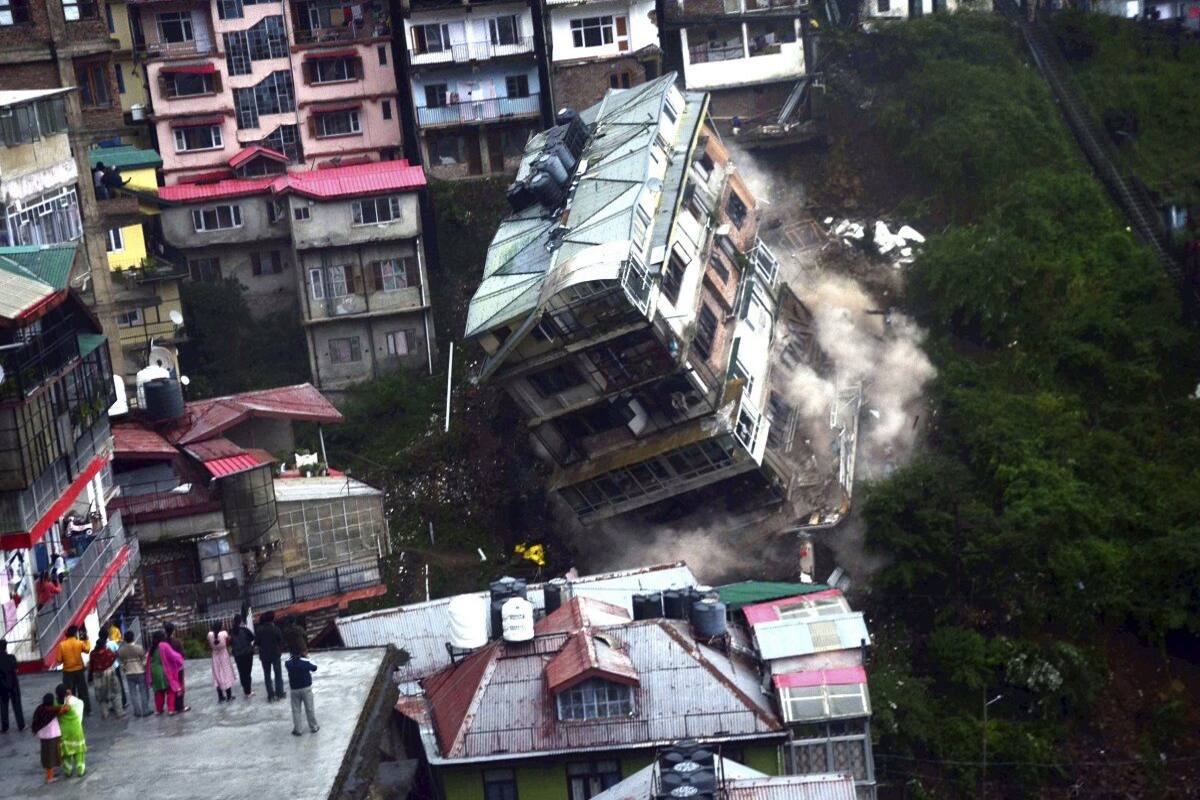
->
[160,160,426,203]
[228,145,288,169]
[743,590,845,625]
[159,177,275,203]
[203,452,270,479]
[773,667,867,689]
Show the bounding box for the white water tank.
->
[135,364,170,409]
[501,596,534,643]
[448,594,489,650]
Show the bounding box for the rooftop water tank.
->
[529,170,565,211]
[501,596,535,643]
[534,153,569,187]
[633,592,663,621]
[544,578,567,615]
[690,597,728,639]
[143,377,185,422]
[662,589,689,620]
[447,594,489,650]
[549,141,578,175]
[135,364,170,409]
[506,180,536,212]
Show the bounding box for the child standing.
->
[31,693,66,783]
[54,684,86,777]
[284,649,319,736]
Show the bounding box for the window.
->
[173,124,223,152]
[694,305,718,361]
[385,330,411,356]
[777,595,851,620]
[235,70,296,129]
[310,56,356,84]
[748,20,796,57]
[309,266,348,300]
[293,205,311,221]
[377,44,388,65]
[483,769,517,800]
[217,0,243,20]
[115,307,143,327]
[505,75,529,99]
[709,254,730,284]
[157,11,194,43]
[224,16,287,76]
[609,72,631,89]
[877,0,891,11]
[412,22,450,54]
[0,0,32,26]
[371,258,413,291]
[329,336,361,364]
[779,682,870,723]
[267,199,283,224]
[314,109,361,138]
[3,186,81,246]
[164,72,215,98]
[198,535,242,582]
[382,99,392,120]
[430,132,465,164]
[557,679,633,721]
[488,15,519,46]
[188,257,221,282]
[661,251,686,305]
[425,83,449,108]
[570,16,614,48]
[62,0,96,21]
[726,192,748,228]
[352,195,402,225]
[76,62,111,109]
[190,204,243,232]
[529,363,584,397]
[114,63,126,94]
[105,2,113,29]
[141,555,198,602]
[258,124,302,163]
[566,760,622,800]
[663,101,678,124]
[105,228,123,252]
[251,251,283,275]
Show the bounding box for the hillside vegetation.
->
[828,15,1200,798]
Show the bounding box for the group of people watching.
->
[91,162,130,200]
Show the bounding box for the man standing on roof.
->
[256,612,286,702]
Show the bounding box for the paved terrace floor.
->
[0,648,388,800]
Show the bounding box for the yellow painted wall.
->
[123,164,158,193]
[106,221,146,271]
[115,279,183,355]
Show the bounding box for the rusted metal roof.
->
[112,424,177,460]
[411,618,782,763]
[167,383,341,445]
[339,563,696,681]
[182,436,246,462]
[535,596,631,635]
[545,630,640,693]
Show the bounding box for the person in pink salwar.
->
[144,631,186,715]
[207,622,236,703]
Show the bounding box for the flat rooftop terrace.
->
[0,647,389,800]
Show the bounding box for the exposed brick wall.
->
[0,61,60,90]
[63,16,110,46]
[551,56,655,113]
[0,3,53,53]
[708,82,795,122]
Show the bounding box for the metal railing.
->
[35,511,129,658]
[109,483,220,523]
[292,18,390,45]
[417,94,540,127]
[142,38,216,58]
[412,36,535,64]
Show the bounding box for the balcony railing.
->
[110,482,220,524]
[417,94,540,127]
[411,36,535,65]
[293,17,391,45]
[143,38,216,58]
[35,511,130,658]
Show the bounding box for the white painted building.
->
[544,0,663,111]
[678,11,806,91]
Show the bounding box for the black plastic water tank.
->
[143,377,184,422]
[506,180,536,212]
[662,589,689,620]
[690,598,728,638]
[544,578,566,615]
[528,170,565,210]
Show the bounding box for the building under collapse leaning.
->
[465,73,852,527]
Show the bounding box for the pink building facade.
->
[136,0,400,184]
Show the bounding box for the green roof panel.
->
[77,333,107,358]
[88,144,163,170]
[716,580,831,610]
[0,244,76,289]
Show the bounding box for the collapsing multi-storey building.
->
[465,73,854,527]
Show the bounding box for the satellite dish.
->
[179,375,191,387]
[169,309,184,326]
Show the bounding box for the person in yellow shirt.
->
[56,626,91,717]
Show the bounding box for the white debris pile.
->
[824,217,926,269]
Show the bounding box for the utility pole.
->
[444,342,454,433]
[981,690,1002,800]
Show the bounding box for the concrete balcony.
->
[417,94,540,128]
[409,36,535,66]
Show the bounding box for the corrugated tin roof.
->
[167,383,342,445]
[88,145,162,170]
[0,244,76,290]
[113,424,178,459]
[545,630,640,693]
[158,160,426,203]
[743,591,846,625]
[717,581,831,610]
[0,88,73,107]
[273,475,382,502]
[412,617,782,762]
[158,176,275,203]
[183,436,246,462]
[227,145,287,169]
[590,758,768,800]
[726,775,858,800]
[753,614,870,661]
[202,451,270,479]
[338,563,697,681]
[535,596,631,635]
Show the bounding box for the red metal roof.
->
[112,424,177,459]
[228,145,288,169]
[423,642,500,755]
[170,115,226,128]
[534,596,631,635]
[304,48,359,60]
[772,667,867,689]
[159,176,275,203]
[182,436,246,462]
[167,383,342,445]
[281,159,427,200]
[160,161,425,203]
[202,451,271,479]
[161,63,216,75]
[742,590,845,625]
[544,631,640,694]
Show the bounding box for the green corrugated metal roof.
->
[716,581,831,609]
[0,244,77,289]
[88,144,162,170]
[77,333,107,358]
